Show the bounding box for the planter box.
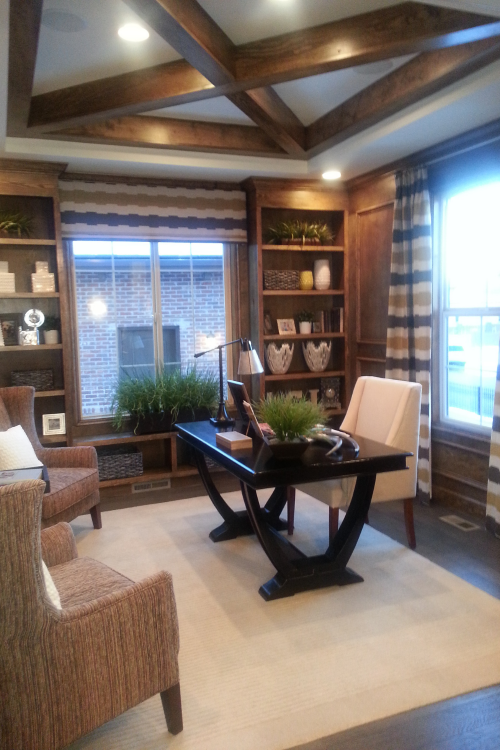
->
[134,407,212,435]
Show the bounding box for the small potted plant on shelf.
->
[0,211,32,238]
[111,367,219,434]
[254,393,326,460]
[41,315,60,345]
[297,310,314,334]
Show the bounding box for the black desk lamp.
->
[194,337,263,426]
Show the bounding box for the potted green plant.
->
[297,309,314,334]
[265,220,332,246]
[111,367,219,434]
[41,315,60,345]
[0,211,32,237]
[254,393,326,459]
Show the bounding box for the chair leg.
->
[89,504,102,529]
[287,486,296,535]
[328,507,339,544]
[403,497,416,550]
[160,682,183,735]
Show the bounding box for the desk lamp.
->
[194,337,263,426]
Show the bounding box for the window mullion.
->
[150,241,163,373]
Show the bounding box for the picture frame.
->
[42,413,66,436]
[0,314,21,346]
[277,318,296,335]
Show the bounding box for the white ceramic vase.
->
[313,259,330,290]
[265,342,294,374]
[302,340,332,372]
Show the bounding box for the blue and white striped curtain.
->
[486,337,500,537]
[385,167,432,503]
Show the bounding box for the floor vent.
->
[131,478,171,493]
[439,514,480,532]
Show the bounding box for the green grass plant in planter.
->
[0,211,32,237]
[254,393,326,459]
[111,368,219,434]
[265,219,332,246]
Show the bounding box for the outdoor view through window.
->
[442,182,500,429]
[72,240,226,418]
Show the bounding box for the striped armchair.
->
[0,480,183,749]
[0,386,101,528]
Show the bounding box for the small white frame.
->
[42,413,66,436]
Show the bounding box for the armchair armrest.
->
[41,522,78,567]
[37,445,98,470]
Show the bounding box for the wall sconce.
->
[194,337,263,426]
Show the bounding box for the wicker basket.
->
[11,369,54,391]
[263,270,299,290]
[96,445,143,482]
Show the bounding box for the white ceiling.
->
[3,0,500,183]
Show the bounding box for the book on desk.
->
[0,465,50,492]
[215,431,253,451]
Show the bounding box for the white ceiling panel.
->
[145,98,256,126]
[34,0,179,94]
[272,55,416,126]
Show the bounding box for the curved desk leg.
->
[193,450,287,541]
[241,474,376,601]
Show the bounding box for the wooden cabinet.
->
[243,179,350,420]
[0,162,73,444]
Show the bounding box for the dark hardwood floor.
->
[289,498,500,750]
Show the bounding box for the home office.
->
[2,2,500,749]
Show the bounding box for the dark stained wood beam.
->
[46,115,287,156]
[236,2,500,87]
[26,2,500,137]
[121,0,305,155]
[306,38,500,156]
[7,0,44,135]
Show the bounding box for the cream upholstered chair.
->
[289,376,422,549]
[0,479,182,749]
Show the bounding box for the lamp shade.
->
[238,340,264,375]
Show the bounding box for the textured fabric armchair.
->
[0,480,183,750]
[0,385,101,528]
[289,376,422,548]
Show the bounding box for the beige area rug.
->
[68,490,500,750]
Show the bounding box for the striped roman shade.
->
[486,340,500,537]
[385,167,432,503]
[58,178,247,241]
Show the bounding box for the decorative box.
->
[0,272,15,293]
[263,270,299,290]
[11,369,54,390]
[32,273,55,293]
[96,445,143,482]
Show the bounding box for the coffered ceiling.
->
[3,0,500,182]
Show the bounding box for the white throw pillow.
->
[0,425,43,470]
[42,560,62,609]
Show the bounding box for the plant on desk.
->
[111,368,219,434]
[254,393,326,459]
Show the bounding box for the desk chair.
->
[288,376,422,549]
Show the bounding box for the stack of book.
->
[0,261,15,293]
[316,307,344,333]
[31,261,55,293]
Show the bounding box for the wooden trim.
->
[0,159,67,175]
[357,339,387,346]
[7,0,43,135]
[60,171,243,192]
[356,356,386,380]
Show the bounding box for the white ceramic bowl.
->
[302,340,331,372]
[265,342,294,374]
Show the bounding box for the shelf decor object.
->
[299,270,314,290]
[194,337,263,427]
[11,369,54,390]
[277,318,296,335]
[321,377,341,409]
[264,270,299,290]
[42,412,66,436]
[96,445,143,482]
[313,259,331,290]
[265,342,294,374]
[0,210,32,237]
[302,340,332,372]
[0,260,15,293]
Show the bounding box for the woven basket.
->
[96,445,143,482]
[264,270,299,290]
[11,369,54,391]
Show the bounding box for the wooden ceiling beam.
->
[306,38,500,156]
[236,2,500,87]
[26,2,500,137]
[7,0,44,135]
[46,115,287,156]
[121,0,305,156]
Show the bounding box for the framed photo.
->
[277,318,296,335]
[263,310,274,335]
[42,413,66,436]
[0,314,21,346]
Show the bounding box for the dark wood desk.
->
[176,421,410,601]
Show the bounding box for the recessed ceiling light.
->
[118,23,149,42]
[322,170,341,181]
[42,10,87,32]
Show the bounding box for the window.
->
[72,240,230,418]
[440,182,500,430]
